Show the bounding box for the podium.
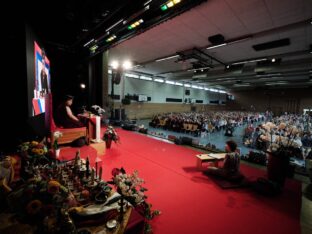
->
[79,114,103,143]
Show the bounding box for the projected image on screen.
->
[33,41,51,115]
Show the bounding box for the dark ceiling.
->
[21,0,207,54]
[5,0,311,92]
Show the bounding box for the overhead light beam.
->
[155,55,179,62]
[206,43,227,50]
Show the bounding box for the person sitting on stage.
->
[205,140,242,181]
[55,95,84,128]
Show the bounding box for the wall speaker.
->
[208,34,225,44]
[113,70,122,84]
[121,98,131,105]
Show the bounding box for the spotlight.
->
[226,65,230,69]
[161,0,181,11]
[127,19,144,30]
[80,83,86,89]
[271,58,276,62]
[106,35,117,42]
[111,61,119,69]
[167,1,174,7]
[161,5,168,11]
[122,61,133,70]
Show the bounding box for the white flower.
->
[53,131,63,139]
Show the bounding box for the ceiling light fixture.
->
[144,0,152,6]
[161,0,181,11]
[106,19,124,32]
[167,1,174,7]
[271,58,276,62]
[140,75,153,81]
[187,66,211,72]
[184,84,191,87]
[232,58,267,65]
[161,4,168,11]
[155,54,179,62]
[89,45,98,53]
[122,61,133,70]
[233,83,251,87]
[111,61,119,69]
[165,80,175,85]
[155,78,164,83]
[175,82,183,86]
[128,19,144,30]
[206,43,227,50]
[83,39,95,47]
[106,35,117,42]
[125,73,139,78]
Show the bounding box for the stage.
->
[59,128,302,234]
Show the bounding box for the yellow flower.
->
[31,141,39,146]
[31,148,39,154]
[48,180,61,194]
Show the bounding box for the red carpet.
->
[60,128,301,234]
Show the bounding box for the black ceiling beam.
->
[192,47,226,66]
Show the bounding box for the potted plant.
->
[103,126,119,149]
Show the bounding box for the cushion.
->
[203,171,249,189]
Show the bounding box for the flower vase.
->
[267,152,289,186]
[105,139,112,149]
[55,148,61,159]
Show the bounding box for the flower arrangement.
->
[111,167,161,233]
[258,122,301,155]
[18,141,49,165]
[53,131,63,150]
[112,168,146,204]
[7,176,72,231]
[103,126,120,143]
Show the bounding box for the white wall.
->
[108,75,226,104]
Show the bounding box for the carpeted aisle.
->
[60,128,301,234]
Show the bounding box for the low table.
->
[196,153,226,168]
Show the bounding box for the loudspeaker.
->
[113,70,122,84]
[181,137,193,145]
[185,89,190,95]
[114,109,126,120]
[122,98,131,105]
[208,34,225,44]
